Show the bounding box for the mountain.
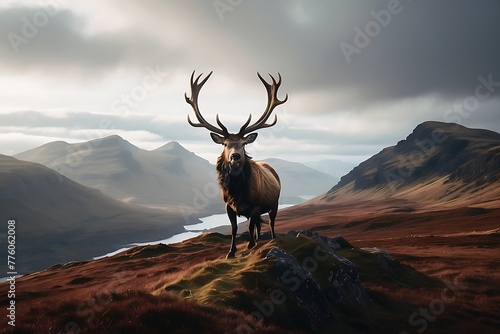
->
[304,159,356,179]
[320,121,500,208]
[0,155,189,274]
[15,137,338,213]
[263,158,338,203]
[15,136,222,216]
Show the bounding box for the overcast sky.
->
[1,0,499,164]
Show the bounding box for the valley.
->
[1,121,499,333]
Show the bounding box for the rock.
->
[360,247,402,275]
[265,247,335,331]
[264,231,369,331]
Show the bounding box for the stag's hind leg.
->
[269,202,278,239]
[255,217,263,241]
[247,207,260,249]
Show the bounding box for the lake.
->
[94,201,309,260]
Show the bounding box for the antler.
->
[186,71,229,136]
[238,72,288,136]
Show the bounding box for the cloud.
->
[1,1,500,166]
[114,0,500,105]
[2,1,500,101]
[0,5,177,76]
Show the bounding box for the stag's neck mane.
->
[216,153,252,207]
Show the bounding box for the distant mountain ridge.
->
[15,137,340,211]
[15,136,222,215]
[322,121,500,208]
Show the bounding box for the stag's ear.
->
[210,132,225,144]
[244,133,258,144]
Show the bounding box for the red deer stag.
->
[185,71,287,258]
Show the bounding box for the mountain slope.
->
[0,155,189,274]
[15,136,222,215]
[321,122,500,208]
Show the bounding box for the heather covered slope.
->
[0,155,188,274]
[1,200,498,333]
[0,231,450,333]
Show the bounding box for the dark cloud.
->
[228,0,500,104]
[1,1,500,164]
[344,0,500,100]
[2,1,500,103]
[0,6,177,74]
[118,0,500,111]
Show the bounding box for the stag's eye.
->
[223,143,227,147]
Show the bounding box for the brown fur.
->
[217,157,280,215]
[216,150,281,258]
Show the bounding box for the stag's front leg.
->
[226,204,238,259]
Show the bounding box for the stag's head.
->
[185,71,287,175]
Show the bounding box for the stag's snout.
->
[228,153,243,175]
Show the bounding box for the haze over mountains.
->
[263,158,338,203]
[15,137,340,212]
[15,136,222,215]
[303,159,356,179]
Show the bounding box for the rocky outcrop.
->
[264,231,369,332]
[159,231,433,333]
